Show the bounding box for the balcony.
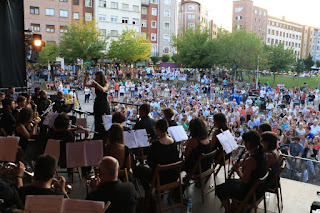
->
[141,0,149,6]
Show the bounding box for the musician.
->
[260,131,280,168]
[112,112,130,131]
[18,155,67,206]
[86,156,137,213]
[0,98,16,136]
[215,131,267,213]
[258,123,272,136]
[84,71,110,139]
[184,118,212,174]
[134,103,156,141]
[0,91,5,110]
[6,86,15,99]
[12,96,27,119]
[162,108,177,127]
[19,93,33,110]
[37,90,51,117]
[32,87,41,104]
[52,91,66,113]
[15,107,39,151]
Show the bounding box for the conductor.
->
[84,71,110,139]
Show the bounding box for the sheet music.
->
[44,139,60,161]
[124,131,138,149]
[134,129,150,148]
[43,112,59,127]
[66,142,85,168]
[25,195,64,213]
[84,140,103,166]
[0,137,19,162]
[102,115,113,131]
[216,130,239,154]
[62,199,104,213]
[167,126,188,142]
[75,118,87,134]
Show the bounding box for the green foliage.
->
[295,59,305,74]
[59,18,106,62]
[316,60,320,68]
[173,26,212,68]
[171,54,178,63]
[161,54,170,63]
[39,42,59,64]
[151,56,160,65]
[304,54,314,71]
[108,28,152,64]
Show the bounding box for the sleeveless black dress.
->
[94,86,110,139]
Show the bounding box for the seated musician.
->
[15,108,39,152]
[36,90,51,117]
[112,111,130,131]
[215,131,267,213]
[13,96,27,119]
[18,155,67,206]
[147,119,180,185]
[19,93,33,111]
[260,131,280,168]
[86,156,137,213]
[162,108,177,127]
[184,118,212,175]
[6,86,15,99]
[52,91,66,113]
[0,91,5,110]
[0,98,16,136]
[32,87,41,104]
[134,103,156,141]
[258,123,272,136]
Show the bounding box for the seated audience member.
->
[15,108,39,151]
[0,98,16,136]
[86,156,137,213]
[18,155,67,205]
[288,137,303,157]
[184,118,212,174]
[162,108,177,127]
[258,123,272,136]
[260,131,280,168]
[134,103,156,141]
[147,119,180,185]
[112,111,130,131]
[216,131,267,213]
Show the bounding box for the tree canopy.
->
[107,28,152,64]
[39,42,59,64]
[304,54,314,71]
[59,18,106,62]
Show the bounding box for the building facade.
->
[301,25,315,59]
[312,28,320,63]
[232,0,268,42]
[266,16,302,58]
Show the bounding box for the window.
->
[152,8,157,16]
[150,0,158,3]
[259,10,262,15]
[164,0,171,5]
[142,7,147,14]
[110,30,118,37]
[99,14,106,21]
[133,5,139,12]
[59,10,68,17]
[267,38,270,43]
[100,29,106,36]
[164,34,170,42]
[236,25,242,30]
[235,7,243,12]
[264,12,266,16]
[99,0,106,7]
[73,0,79,5]
[31,23,40,32]
[122,17,128,24]
[188,5,195,10]
[111,16,118,22]
[164,10,170,17]
[188,14,195,20]
[85,13,92,21]
[59,0,68,2]
[46,25,55,33]
[235,16,243,21]
[151,33,156,41]
[151,21,157,28]
[164,22,170,29]
[30,6,39,15]
[45,8,54,16]
[142,20,147,27]
[163,47,170,54]
[188,23,195,29]
[254,9,257,14]
[60,26,67,33]
[111,2,118,9]
[73,12,79,19]
[254,18,257,22]
[132,18,139,25]
[85,0,92,7]
[122,3,129,10]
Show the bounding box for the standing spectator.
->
[114,81,119,99]
[84,87,91,103]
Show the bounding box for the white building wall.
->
[94,0,141,51]
[266,17,302,58]
[312,29,320,62]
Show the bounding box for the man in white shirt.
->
[310,120,320,135]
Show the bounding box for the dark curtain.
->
[0,0,26,88]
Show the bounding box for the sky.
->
[200,0,320,31]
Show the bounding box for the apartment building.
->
[312,28,320,62]
[178,0,209,35]
[95,0,141,50]
[232,0,268,42]
[301,25,315,59]
[24,0,93,44]
[266,16,302,58]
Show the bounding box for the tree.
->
[173,26,212,68]
[304,54,314,71]
[108,28,152,65]
[171,54,178,63]
[294,59,305,81]
[59,18,106,63]
[39,42,59,64]
[316,60,320,68]
[264,43,296,85]
[151,56,160,65]
[161,54,170,62]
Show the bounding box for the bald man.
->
[86,156,137,213]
